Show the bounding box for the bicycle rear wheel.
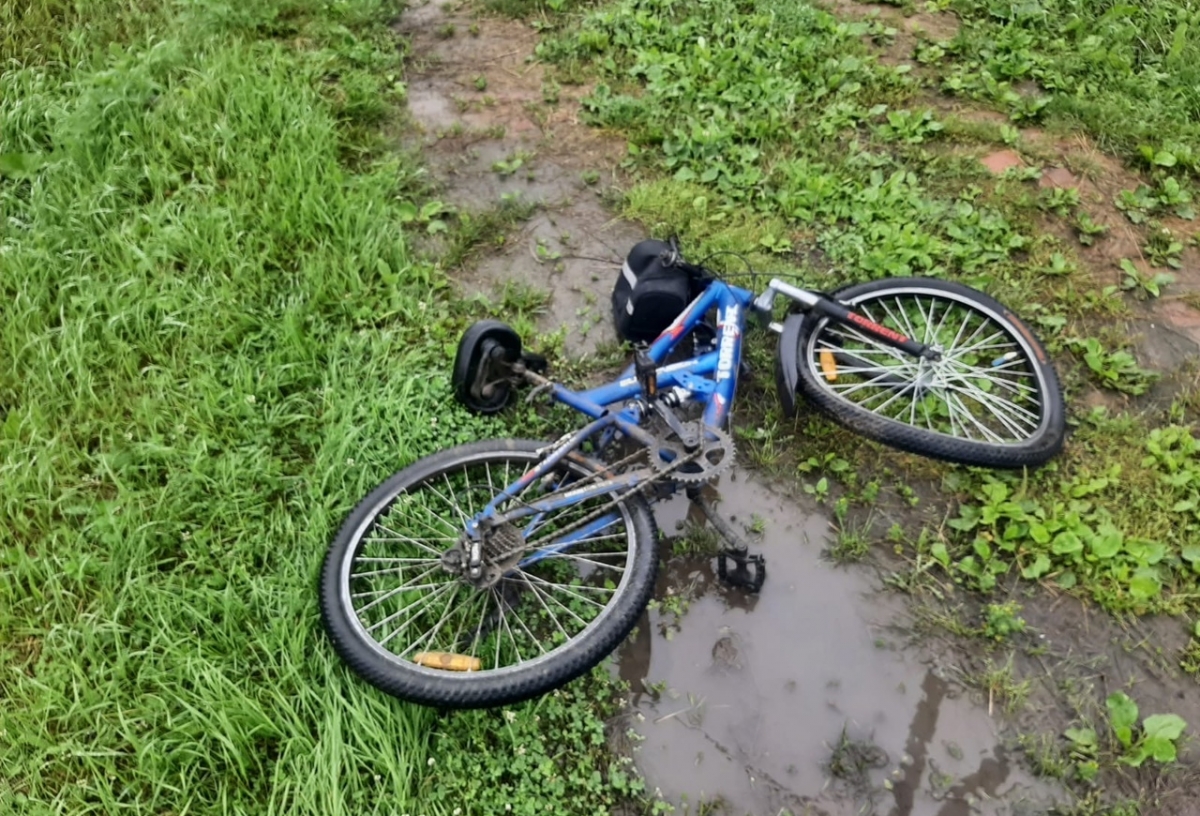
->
[319,439,658,709]
[795,278,1065,468]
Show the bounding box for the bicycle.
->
[318,240,1066,709]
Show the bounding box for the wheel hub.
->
[441,522,527,589]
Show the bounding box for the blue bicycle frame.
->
[462,279,757,566]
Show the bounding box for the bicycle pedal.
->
[716,550,766,593]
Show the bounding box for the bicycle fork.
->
[753,278,942,362]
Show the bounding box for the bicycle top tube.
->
[551,279,756,428]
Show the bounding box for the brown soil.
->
[391,2,1200,813]
[398,0,640,355]
[970,124,1200,383]
[819,0,960,68]
[979,149,1025,176]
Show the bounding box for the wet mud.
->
[619,474,1061,816]
[398,0,637,355]
[391,1,1200,812]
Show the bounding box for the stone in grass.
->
[1038,166,1081,190]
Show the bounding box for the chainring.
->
[649,422,735,484]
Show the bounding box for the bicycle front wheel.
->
[796,278,1065,468]
[319,439,658,709]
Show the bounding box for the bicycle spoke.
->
[818,339,910,361]
[944,379,1040,437]
[390,582,462,655]
[350,564,440,582]
[908,376,922,426]
[494,590,525,666]
[425,476,469,527]
[517,571,575,640]
[448,589,486,656]
[829,368,916,400]
[365,580,456,638]
[537,551,627,572]
[949,313,992,358]
[351,565,439,596]
[491,588,505,669]
[948,369,1041,417]
[357,573,445,617]
[519,570,610,609]
[354,556,442,564]
[496,581,549,657]
[930,296,954,346]
[457,471,478,519]
[943,329,1012,360]
[352,583,430,601]
[375,520,456,555]
[469,591,490,661]
[944,391,1007,443]
[912,296,935,346]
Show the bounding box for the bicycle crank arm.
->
[690,490,767,594]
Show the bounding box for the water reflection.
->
[616,472,1060,816]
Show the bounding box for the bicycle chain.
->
[501,432,728,551]
[472,424,735,576]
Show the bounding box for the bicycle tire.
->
[452,320,521,415]
[795,278,1065,468]
[319,439,658,709]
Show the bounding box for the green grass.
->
[939,0,1200,171]
[533,0,1200,620]
[0,1,449,812]
[0,1,638,813]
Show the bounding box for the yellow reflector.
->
[413,652,482,672]
[819,349,838,382]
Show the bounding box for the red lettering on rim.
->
[846,312,909,345]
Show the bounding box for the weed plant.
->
[940,0,1200,170]
[537,0,1200,618]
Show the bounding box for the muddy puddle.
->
[619,473,1061,816]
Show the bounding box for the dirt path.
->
[393,2,1199,814]
[399,0,639,355]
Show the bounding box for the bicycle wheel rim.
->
[336,448,640,681]
[804,284,1055,447]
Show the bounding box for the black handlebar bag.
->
[612,239,705,343]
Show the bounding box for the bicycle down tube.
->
[466,279,757,562]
